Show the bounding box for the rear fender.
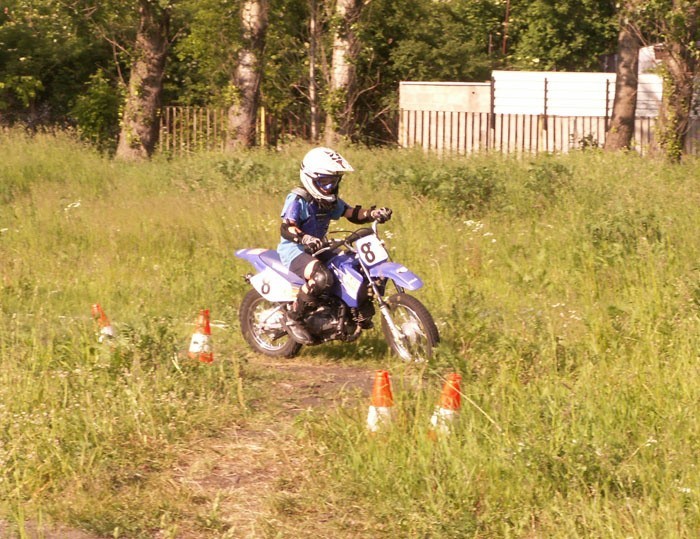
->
[369,262,423,290]
[249,268,299,302]
[235,248,301,302]
[235,248,270,273]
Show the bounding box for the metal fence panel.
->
[159,106,698,156]
[398,110,697,156]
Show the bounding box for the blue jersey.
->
[277,192,349,267]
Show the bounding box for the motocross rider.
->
[278,147,392,344]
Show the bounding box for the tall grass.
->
[1,128,699,536]
[287,151,700,537]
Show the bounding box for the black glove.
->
[370,207,393,223]
[301,234,323,253]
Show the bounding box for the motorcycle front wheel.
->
[380,293,440,362]
[239,289,301,358]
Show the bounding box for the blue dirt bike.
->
[235,222,439,362]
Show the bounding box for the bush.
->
[381,161,505,216]
[70,70,122,154]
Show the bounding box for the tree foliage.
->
[376,0,504,82]
[509,0,618,71]
[168,0,244,107]
[0,1,112,124]
[637,0,699,161]
[1,0,693,154]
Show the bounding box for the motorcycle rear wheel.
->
[380,293,439,362]
[239,289,301,358]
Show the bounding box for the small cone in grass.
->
[188,309,213,363]
[91,303,114,343]
[429,373,462,437]
[367,370,394,433]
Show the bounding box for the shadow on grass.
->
[301,330,390,363]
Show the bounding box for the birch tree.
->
[324,0,362,145]
[308,0,320,141]
[227,0,269,149]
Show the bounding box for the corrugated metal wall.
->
[491,71,662,117]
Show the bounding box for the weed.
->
[1,132,699,537]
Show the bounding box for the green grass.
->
[1,128,699,537]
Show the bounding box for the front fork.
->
[362,267,406,343]
[378,302,405,343]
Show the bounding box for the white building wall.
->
[491,70,662,117]
[638,45,660,74]
[399,81,491,112]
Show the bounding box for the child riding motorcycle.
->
[278,147,392,344]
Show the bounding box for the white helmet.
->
[299,147,354,202]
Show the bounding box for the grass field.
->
[1,129,699,537]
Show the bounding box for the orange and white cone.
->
[367,370,394,433]
[91,303,114,343]
[430,373,462,436]
[188,309,213,363]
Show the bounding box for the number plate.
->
[354,234,389,267]
[250,269,297,302]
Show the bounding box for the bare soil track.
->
[170,359,372,538]
[0,358,373,539]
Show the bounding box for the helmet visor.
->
[314,173,343,194]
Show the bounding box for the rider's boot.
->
[284,294,313,345]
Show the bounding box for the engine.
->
[305,298,363,342]
[305,304,339,335]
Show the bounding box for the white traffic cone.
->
[367,370,394,433]
[429,373,462,437]
[91,303,115,343]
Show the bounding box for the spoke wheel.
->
[380,293,439,362]
[239,290,301,358]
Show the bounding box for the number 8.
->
[361,242,375,263]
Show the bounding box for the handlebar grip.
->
[312,239,341,257]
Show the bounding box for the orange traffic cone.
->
[188,309,213,363]
[91,303,114,343]
[367,370,394,433]
[430,373,462,436]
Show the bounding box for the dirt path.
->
[1,359,373,539]
[169,359,373,538]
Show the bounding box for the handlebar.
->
[344,227,375,244]
[311,224,377,257]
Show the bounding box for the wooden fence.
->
[159,105,700,156]
[159,106,311,155]
[160,107,228,153]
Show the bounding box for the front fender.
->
[369,262,423,290]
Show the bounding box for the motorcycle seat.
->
[259,250,305,285]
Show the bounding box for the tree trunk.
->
[604,20,640,151]
[656,1,698,162]
[309,0,320,142]
[324,0,362,146]
[115,1,169,160]
[227,0,268,150]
